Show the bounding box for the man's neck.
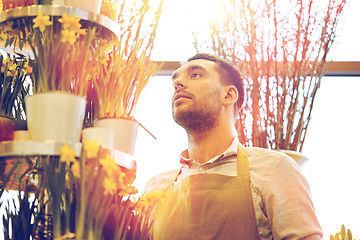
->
[187,126,236,164]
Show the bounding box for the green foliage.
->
[0,54,31,119]
[1,157,42,240]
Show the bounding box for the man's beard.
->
[172,102,220,134]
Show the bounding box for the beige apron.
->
[152,143,261,240]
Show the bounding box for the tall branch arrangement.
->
[194,0,346,151]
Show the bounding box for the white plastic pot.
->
[25,92,86,143]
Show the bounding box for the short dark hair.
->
[187,53,244,108]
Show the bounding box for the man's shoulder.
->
[246,146,298,166]
[143,169,179,194]
[246,147,301,183]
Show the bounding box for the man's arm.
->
[263,152,323,239]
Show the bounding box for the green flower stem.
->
[76,150,87,238]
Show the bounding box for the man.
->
[145,53,322,239]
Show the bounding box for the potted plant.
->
[0,53,32,141]
[194,0,346,157]
[89,0,163,155]
[22,12,97,143]
[0,141,167,239]
[91,39,161,155]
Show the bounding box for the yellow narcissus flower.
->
[119,185,138,197]
[22,61,33,75]
[61,29,76,44]
[33,12,52,33]
[103,176,117,196]
[58,13,81,32]
[77,28,87,37]
[118,170,126,186]
[99,154,118,177]
[136,190,168,210]
[60,144,76,166]
[71,160,80,178]
[1,58,10,73]
[98,51,110,66]
[8,61,17,76]
[83,139,99,158]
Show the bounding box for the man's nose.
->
[174,82,184,91]
[173,76,186,90]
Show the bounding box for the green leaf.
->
[5,36,15,48]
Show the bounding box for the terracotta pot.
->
[0,115,15,141]
[25,92,86,143]
[94,118,139,155]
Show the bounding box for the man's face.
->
[171,59,225,133]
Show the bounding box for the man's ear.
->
[223,85,238,106]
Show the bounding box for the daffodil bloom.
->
[98,52,109,66]
[22,61,33,75]
[137,190,168,209]
[61,29,76,44]
[60,144,76,166]
[117,170,126,186]
[8,62,17,76]
[119,185,138,197]
[33,12,52,33]
[77,28,87,36]
[58,13,81,32]
[83,139,99,158]
[99,154,117,177]
[103,176,117,196]
[71,161,80,178]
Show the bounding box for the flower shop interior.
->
[0,0,359,239]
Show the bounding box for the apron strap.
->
[237,143,250,178]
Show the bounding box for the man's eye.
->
[191,73,201,78]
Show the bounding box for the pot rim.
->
[25,91,86,99]
[95,117,157,140]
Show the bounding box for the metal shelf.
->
[0,5,119,37]
[0,141,136,170]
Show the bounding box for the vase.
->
[65,0,102,14]
[82,127,114,150]
[25,92,86,143]
[94,118,139,155]
[0,116,15,142]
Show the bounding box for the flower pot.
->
[0,116,15,142]
[94,118,139,155]
[14,130,29,141]
[25,92,86,143]
[65,0,102,14]
[82,127,114,150]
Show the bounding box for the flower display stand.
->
[0,141,136,189]
[0,4,120,40]
[0,4,145,239]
